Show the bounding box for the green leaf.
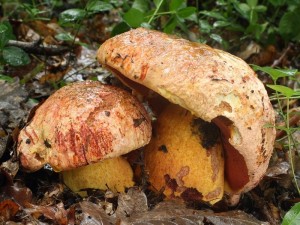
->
[3,46,30,66]
[247,0,258,8]
[59,9,86,24]
[170,0,184,11]
[269,0,286,6]
[254,5,267,12]
[236,3,250,19]
[132,0,149,12]
[209,33,223,44]
[282,202,300,225]
[279,7,300,41]
[86,0,113,13]
[249,10,258,24]
[163,16,178,34]
[213,20,232,28]
[251,65,298,82]
[200,11,226,20]
[238,3,251,13]
[199,19,212,33]
[267,84,296,98]
[177,7,196,18]
[55,33,74,42]
[0,74,14,83]
[0,24,9,50]
[140,22,152,29]
[0,22,15,50]
[110,22,131,37]
[123,8,144,28]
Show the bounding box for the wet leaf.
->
[3,46,30,66]
[86,0,113,13]
[282,202,300,225]
[265,161,290,177]
[25,203,68,224]
[59,9,86,24]
[116,187,148,219]
[0,81,30,131]
[0,23,9,50]
[0,199,20,221]
[0,135,8,159]
[79,201,115,225]
[121,200,268,224]
[200,11,227,20]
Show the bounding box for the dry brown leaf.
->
[120,200,269,225]
[116,187,148,219]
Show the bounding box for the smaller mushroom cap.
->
[17,81,152,172]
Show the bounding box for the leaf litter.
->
[0,7,300,225]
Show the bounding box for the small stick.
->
[7,40,69,56]
[271,43,292,68]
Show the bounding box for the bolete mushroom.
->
[17,81,151,193]
[97,28,276,204]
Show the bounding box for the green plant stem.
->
[286,97,300,194]
[270,96,300,101]
[148,0,164,24]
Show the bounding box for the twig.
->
[271,43,292,68]
[7,40,69,56]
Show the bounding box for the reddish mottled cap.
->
[17,81,152,172]
[97,28,276,204]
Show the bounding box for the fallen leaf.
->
[116,187,148,219]
[79,201,115,225]
[0,80,29,131]
[120,200,269,225]
[0,199,20,221]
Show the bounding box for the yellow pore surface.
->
[62,157,134,196]
[144,103,224,204]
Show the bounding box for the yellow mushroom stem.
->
[144,103,224,204]
[62,156,134,196]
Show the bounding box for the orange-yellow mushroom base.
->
[144,104,224,204]
[62,157,134,196]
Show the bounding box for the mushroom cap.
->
[97,28,276,203]
[17,81,152,172]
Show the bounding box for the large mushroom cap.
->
[17,81,152,172]
[97,28,276,203]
